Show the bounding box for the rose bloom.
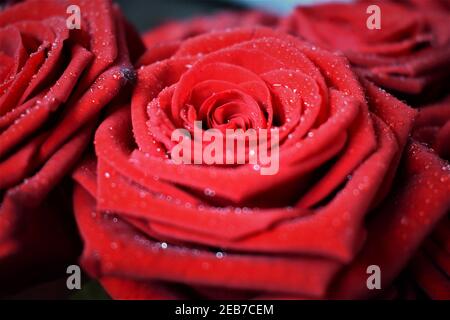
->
[413,95,450,161]
[406,94,450,299]
[0,0,142,293]
[140,10,279,66]
[143,10,279,48]
[72,27,449,299]
[282,0,450,100]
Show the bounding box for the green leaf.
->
[70,281,111,300]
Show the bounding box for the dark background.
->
[115,0,244,32]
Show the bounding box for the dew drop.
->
[204,188,216,197]
[400,217,408,225]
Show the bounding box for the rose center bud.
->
[198,89,267,131]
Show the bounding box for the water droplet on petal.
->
[204,188,216,197]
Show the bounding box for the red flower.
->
[140,10,279,65]
[282,1,450,99]
[143,10,279,48]
[413,95,450,161]
[72,27,449,299]
[0,0,140,293]
[406,95,450,299]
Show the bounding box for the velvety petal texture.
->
[0,0,141,293]
[71,26,450,299]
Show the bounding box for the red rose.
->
[413,95,450,161]
[282,1,450,99]
[406,95,450,299]
[143,10,279,48]
[139,10,278,66]
[406,216,450,299]
[72,27,449,299]
[0,0,140,293]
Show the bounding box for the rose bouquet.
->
[0,0,448,299]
